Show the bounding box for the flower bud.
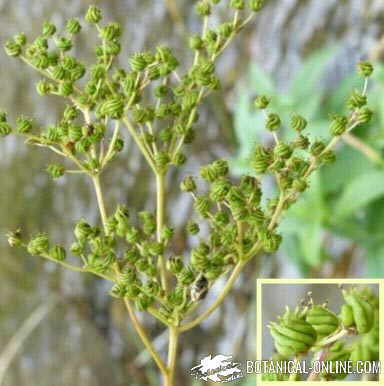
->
[129,53,147,72]
[274,142,292,159]
[187,221,200,235]
[310,140,326,157]
[347,90,367,110]
[167,256,184,274]
[194,196,211,218]
[14,33,27,46]
[356,107,373,124]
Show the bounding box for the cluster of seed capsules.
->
[1,2,265,179]
[266,287,379,381]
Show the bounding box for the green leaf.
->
[249,65,275,95]
[289,47,336,103]
[334,170,384,219]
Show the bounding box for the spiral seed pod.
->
[310,141,326,157]
[251,145,271,174]
[191,243,210,271]
[340,304,354,327]
[66,19,81,35]
[342,289,374,334]
[356,107,373,124]
[194,196,211,218]
[85,5,102,23]
[99,23,122,41]
[126,227,140,244]
[292,179,307,193]
[254,95,270,109]
[210,179,231,202]
[4,41,22,57]
[358,61,373,78]
[266,113,281,131]
[293,134,309,150]
[167,256,184,275]
[177,266,195,286]
[274,142,292,159]
[230,0,245,9]
[135,294,154,312]
[46,164,65,179]
[249,0,264,11]
[123,249,140,265]
[347,90,367,110]
[14,33,27,46]
[42,21,56,37]
[139,212,156,236]
[261,232,282,253]
[290,114,307,132]
[0,122,12,137]
[27,233,49,255]
[189,35,204,50]
[305,305,339,339]
[74,219,93,241]
[187,221,200,235]
[97,97,125,119]
[329,115,348,136]
[50,245,66,261]
[130,53,147,72]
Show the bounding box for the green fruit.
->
[343,290,374,334]
[306,305,339,339]
[340,304,354,327]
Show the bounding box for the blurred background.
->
[1,0,384,385]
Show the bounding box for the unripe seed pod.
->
[46,163,65,179]
[85,5,102,23]
[290,114,307,132]
[254,95,270,109]
[342,289,374,334]
[305,305,339,339]
[358,61,373,77]
[274,142,292,159]
[329,115,348,136]
[340,304,354,327]
[50,245,66,261]
[74,219,93,241]
[266,113,281,131]
[347,90,367,110]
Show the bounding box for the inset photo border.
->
[256,279,383,385]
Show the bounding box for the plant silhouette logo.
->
[190,354,244,382]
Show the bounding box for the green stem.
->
[164,327,179,386]
[123,117,156,173]
[178,261,246,332]
[156,173,168,292]
[124,299,168,376]
[91,174,108,229]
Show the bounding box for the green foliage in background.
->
[232,48,384,276]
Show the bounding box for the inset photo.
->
[257,280,381,383]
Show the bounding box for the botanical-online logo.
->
[190,354,244,383]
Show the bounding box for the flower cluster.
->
[265,286,379,381]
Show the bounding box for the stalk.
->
[163,327,179,386]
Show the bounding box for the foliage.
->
[264,286,379,381]
[232,49,383,276]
